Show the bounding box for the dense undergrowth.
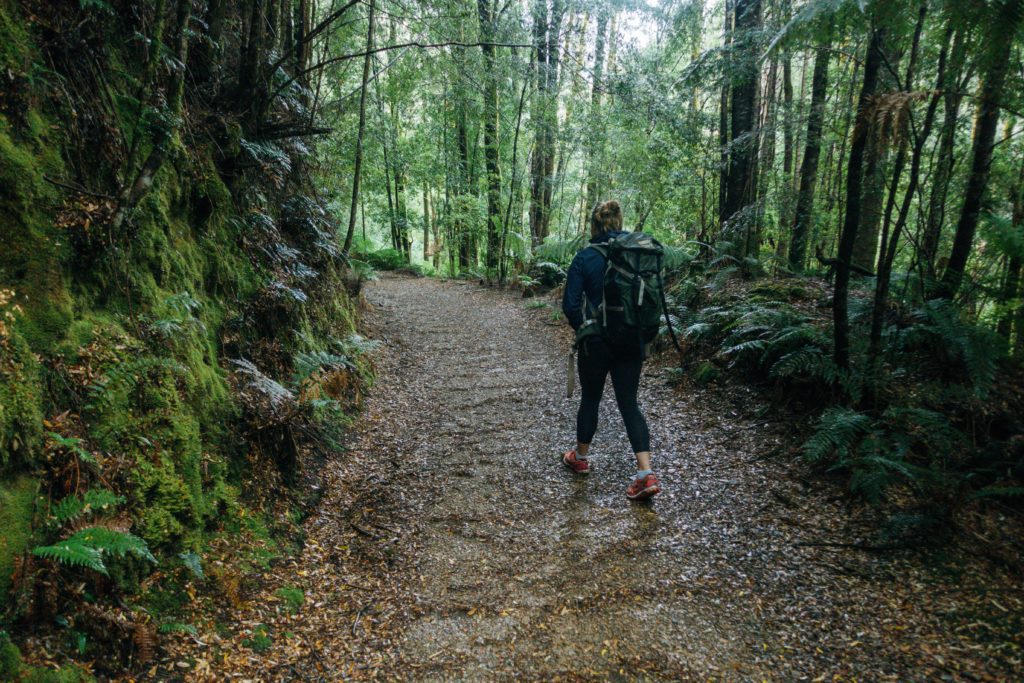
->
[0,0,372,676]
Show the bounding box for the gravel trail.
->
[192,274,1022,681]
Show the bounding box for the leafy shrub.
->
[802,406,966,502]
[361,248,406,271]
[893,299,1007,398]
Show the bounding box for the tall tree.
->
[479,0,502,269]
[833,24,886,372]
[343,0,376,255]
[787,24,832,272]
[939,0,1024,298]
[584,3,611,210]
[921,26,968,278]
[721,0,761,259]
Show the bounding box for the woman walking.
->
[561,200,661,501]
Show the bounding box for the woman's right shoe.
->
[562,450,591,474]
[626,473,660,500]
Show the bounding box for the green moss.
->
[0,112,73,352]
[0,632,93,682]
[692,361,720,386]
[0,0,30,72]
[0,475,37,598]
[0,328,45,467]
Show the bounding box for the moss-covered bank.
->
[0,0,365,671]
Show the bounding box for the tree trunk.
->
[938,0,1023,299]
[998,156,1024,342]
[423,189,430,261]
[342,0,375,255]
[540,0,565,240]
[867,3,934,369]
[584,5,610,210]
[478,0,502,269]
[851,124,886,273]
[193,0,224,84]
[721,0,761,259]
[239,0,266,116]
[780,0,793,222]
[528,0,549,247]
[833,26,885,372]
[788,29,831,272]
[921,27,967,278]
[717,0,732,225]
[109,0,191,233]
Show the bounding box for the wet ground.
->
[184,274,1022,681]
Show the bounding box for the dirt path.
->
[189,274,1022,681]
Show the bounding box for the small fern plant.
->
[35,486,155,575]
[33,527,156,575]
[48,489,126,526]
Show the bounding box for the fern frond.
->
[179,551,204,579]
[33,542,106,573]
[49,490,126,525]
[969,486,1024,500]
[802,407,872,463]
[770,347,840,383]
[64,527,156,564]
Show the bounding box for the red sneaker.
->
[562,450,591,474]
[626,473,660,500]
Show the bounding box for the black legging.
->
[576,336,650,453]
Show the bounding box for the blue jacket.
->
[561,230,630,330]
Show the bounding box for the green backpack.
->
[584,232,681,351]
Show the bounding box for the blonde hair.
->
[590,200,623,235]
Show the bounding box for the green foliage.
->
[275,586,304,614]
[895,299,1007,398]
[1,630,95,682]
[48,490,125,525]
[692,361,720,386]
[534,235,586,267]
[46,433,98,469]
[178,551,203,579]
[802,406,964,502]
[0,475,37,598]
[243,624,273,652]
[0,328,45,467]
[158,621,198,636]
[33,527,156,575]
[360,248,406,270]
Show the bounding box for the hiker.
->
[561,200,661,501]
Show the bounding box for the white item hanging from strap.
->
[566,347,576,398]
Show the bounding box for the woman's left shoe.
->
[562,450,591,474]
[626,473,661,500]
